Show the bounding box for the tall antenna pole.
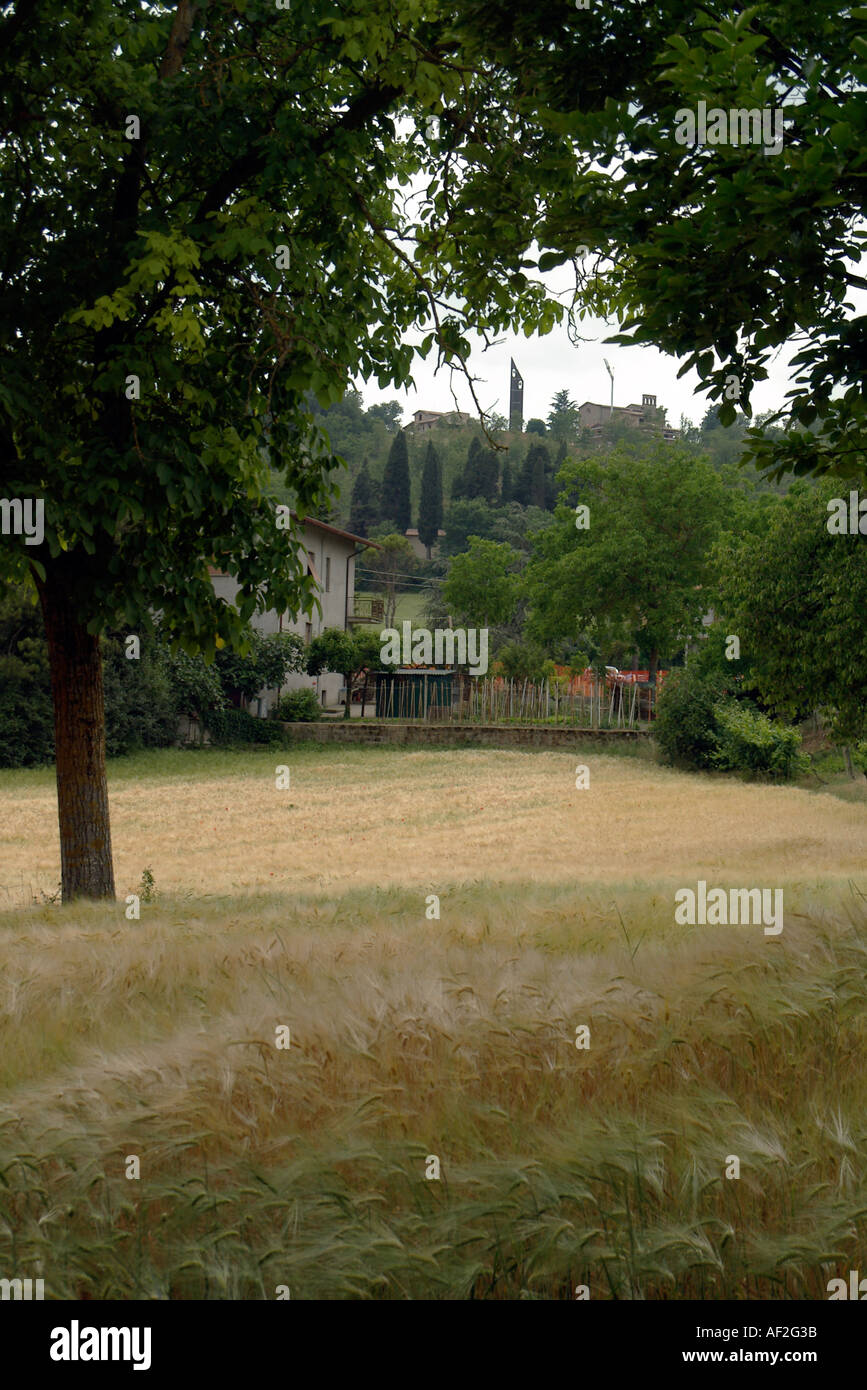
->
[603,358,614,420]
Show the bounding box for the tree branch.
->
[159,1,199,81]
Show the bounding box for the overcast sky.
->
[349,122,867,432]
[354,307,801,432]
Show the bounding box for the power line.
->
[355,568,445,585]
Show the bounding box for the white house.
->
[209,517,378,714]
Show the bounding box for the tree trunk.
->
[648,648,659,685]
[842,744,855,780]
[35,565,116,901]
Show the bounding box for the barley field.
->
[0,745,865,1299]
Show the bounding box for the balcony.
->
[348,595,384,624]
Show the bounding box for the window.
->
[305,622,312,643]
[325,556,331,592]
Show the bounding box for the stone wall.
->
[277,721,651,749]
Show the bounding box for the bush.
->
[205,708,286,745]
[102,631,178,757]
[159,642,225,722]
[270,688,322,722]
[712,701,810,780]
[654,668,723,771]
[495,640,550,682]
[215,631,306,703]
[0,582,54,766]
[0,585,307,765]
[655,668,807,781]
[0,652,55,766]
[852,742,867,779]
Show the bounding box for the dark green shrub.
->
[0,652,54,766]
[271,688,322,722]
[102,631,178,757]
[495,640,550,682]
[159,642,225,722]
[215,631,306,703]
[687,622,749,694]
[712,701,809,780]
[0,584,54,766]
[0,584,303,764]
[205,708,286,745]
[654,668,724,770]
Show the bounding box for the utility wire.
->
[356,569,445,585]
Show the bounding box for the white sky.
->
[355,310,800,431]
[352,131,866,431]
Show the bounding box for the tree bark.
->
[35,564,116,901]
[159,1,199,80]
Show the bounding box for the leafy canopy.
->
[470,0,867,482]
[443,536,521,628]
[716,482,867,742]
[525,442,728,668]
[0,0,564,656]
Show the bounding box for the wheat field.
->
[2,743,864,902]
[0,744,865,1299]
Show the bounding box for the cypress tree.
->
[381,429,412,532]
[461,437,484,499]
[500,456,513,505]
[349,458,380,537]
[514,449,532,506]
[517,444,549,509]
[461,437,499,503]
[478,446,499,503]
[417,441,443,557]
[433,444,444,522]
[547,440,568,510]
[529,443,550,509]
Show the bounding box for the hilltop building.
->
[403,408,473,434]
[578,392,680,441]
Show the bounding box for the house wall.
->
[404,528,445,559]
[578,402,644,430]
[404,410,472,435]
[211,521,361,714]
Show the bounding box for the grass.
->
[354,590,428,626]
[0,746,865,1299]
[797,747,867,806]
[2,745,863,907]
